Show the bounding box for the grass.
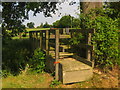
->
[2,72,53,88]
[12,36,29,39]
[26,28,50,32]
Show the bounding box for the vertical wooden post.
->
[40,31,43,49]
[55,29,59,80]
[19,32,22,39]
[92,29,95,68]
[31,32,34,51]
[46,30,49,55]
[29,32,32,53]
[33,32,36,50]
[63,28,66,34]
[86,32,92,61]
[35,32,38,48]
[29,32,32,39]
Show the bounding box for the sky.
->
[23,1,80,27]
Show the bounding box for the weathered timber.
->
[55,29,59,80]
[50,35,71,39]
[50,51,74,57]
[49,42,70,49]
[86,32,92,61]
[91,29,95,68]
[70,29,94,33]
[73,55,92,67]
[29,28,95,84]
[46,30,49,55]
[59,58,93,84]
[75,43,93,50]
[40,31,43,49]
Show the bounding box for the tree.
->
[27,22,34,28]
[53,20,60,28]
[2,2,58,37]
[59,15,72,28]
[53,15,74,28]
[40,23,43,28]
[52,15,80,28]
[43,22,50,28]
[80,2,102,14]
[72,18,80,28]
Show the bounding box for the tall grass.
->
[2,39,31,76]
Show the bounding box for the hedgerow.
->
[79,8,119,67]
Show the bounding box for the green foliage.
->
[43,22,50,28]
[69,32,84,45]
[2,2,58,37]
[49,79,61,87]
[2,39,31,76]
[27,22,35,28]
[53,20,60,28]
[72,18,80,28]
[29,48,45,73]
[37,23,44,28]
[59,15,72,28]
[79,8,119,67]
[52,15,80,28]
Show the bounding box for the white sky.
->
[23,1,80,27]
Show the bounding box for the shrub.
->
[78,8,119,67]
[2,39,31,76]
[49,79,61,88]
[29,48,45,73]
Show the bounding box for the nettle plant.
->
[79,8,119,67]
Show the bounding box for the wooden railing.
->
[29,28,95,80]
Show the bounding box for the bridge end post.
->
[55,29,59,80]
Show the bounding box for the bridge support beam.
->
[55,29,59,80]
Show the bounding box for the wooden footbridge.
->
[29,28,95,84]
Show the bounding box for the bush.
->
[49,79,61,87]
[78,8,119,67]
[2,39,31,76]
[29,48,45,73]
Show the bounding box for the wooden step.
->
[58,58,93,84]
[46,55,93,84]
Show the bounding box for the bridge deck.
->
[46,54,93,84]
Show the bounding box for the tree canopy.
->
[53,15,80,28]
[2,2,58,37]
[27,22,34,28]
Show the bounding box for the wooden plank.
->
[91,29,95,68]
[55,29,59,80]
[70,29,94,33]
[50,47,55,50]
[46,30,49,55]
[86,33,92,61]
[29,32,32,39]
[40,31,43,49]
[49,42,70,49]
[73,55,92,67]
[49,42,55,46]
[35,32,38,49]
[50,35,71,39]
[59,52,73,56]
[60,45,70,49]
[77,43,93,50]
[49,51,74,57]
